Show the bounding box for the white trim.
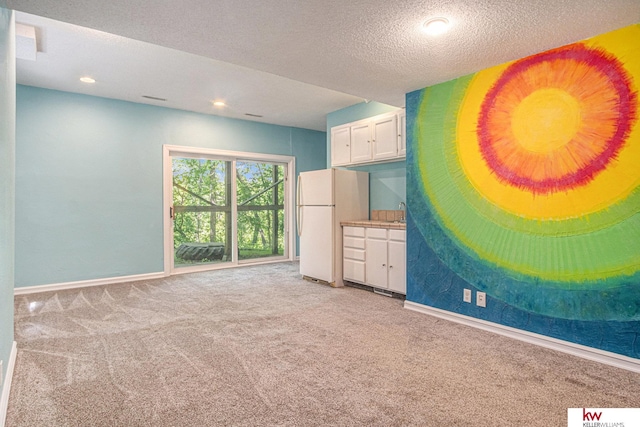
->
[404,301,640,373]
[1,341,17,427]
[162,145,172,276]
[286,159,296,262]
[164,145,295,164]
[14,272,165,296]
[231,158,238,264]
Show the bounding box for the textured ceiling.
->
[7,0,640,131]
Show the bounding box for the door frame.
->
[162,144,296,276]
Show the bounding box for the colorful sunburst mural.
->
[407,24,640,358]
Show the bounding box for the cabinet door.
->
[372,114,398,160]
[350,122,372,163]
[366,238,388,289]
[344,259,366,283]
[331,126,351,166]
[398,110,406,157]
[388,240,406,294]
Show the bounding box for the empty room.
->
[1,1,639,426]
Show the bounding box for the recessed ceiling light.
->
[422,17,450,36]
[212,101,226,107]
[79,76,95,83]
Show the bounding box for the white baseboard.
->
[1,341,17,427]
[404,301,640,373]
[14,272,165,296]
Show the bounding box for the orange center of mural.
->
[511,88,580,153]
[476,44,637,195]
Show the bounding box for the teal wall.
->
[326,101,406,213]
[0,7,15,382]
[15,85,326,287]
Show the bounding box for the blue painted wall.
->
[326,101,406,213]
[15,85,326,287]
[0,7,15,382]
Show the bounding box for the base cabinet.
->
[387,239,406,294]
[343,226,406,295]
[343,226,366,284]
[365,237,388,288]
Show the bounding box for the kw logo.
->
[583,408,603,421]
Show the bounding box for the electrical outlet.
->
[463,289,472,303]
[476,291,486,308]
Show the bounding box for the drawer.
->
[343,247,365,261]
[343,236,365,249]
[366,228,387,239]
[343,226,365,237]
[389,229,406,242]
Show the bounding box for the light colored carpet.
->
[8,262,640,426]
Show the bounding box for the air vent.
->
[142,95,167,101]
[245,113,263,118]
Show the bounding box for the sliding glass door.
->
[164,146,293,274]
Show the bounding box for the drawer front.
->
[389,229,406,242]
[343,236,365,249]
[343,226,365,237]
[343,247,365,261]
[366,227,387,239]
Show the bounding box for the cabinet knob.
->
[389,265,393,269]
[382,263,386,267]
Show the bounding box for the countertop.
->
[340,220,406,229]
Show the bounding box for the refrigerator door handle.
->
[297,174,302,236]
[297,173,301,207]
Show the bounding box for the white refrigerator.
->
[297,168,369,287]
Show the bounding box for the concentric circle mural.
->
[477,45,635,195]
[410,24,640,322]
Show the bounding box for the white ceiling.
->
[7,0,640,131]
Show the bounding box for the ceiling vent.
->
[142,95,167,101]
[16,23,38,61]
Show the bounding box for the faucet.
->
[399,202,406,222]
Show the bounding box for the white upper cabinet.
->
[330,109,405,167]
[331,125,351,166]
[350,122,372,163]
[372,112,398,161]
[398,110,406,157]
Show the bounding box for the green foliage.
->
[172,158,285,263]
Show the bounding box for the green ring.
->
[416,76,640,284]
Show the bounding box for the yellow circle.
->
[511,88,581,153]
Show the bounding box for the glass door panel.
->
[172,157,232,267]
[236,161,286,261]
